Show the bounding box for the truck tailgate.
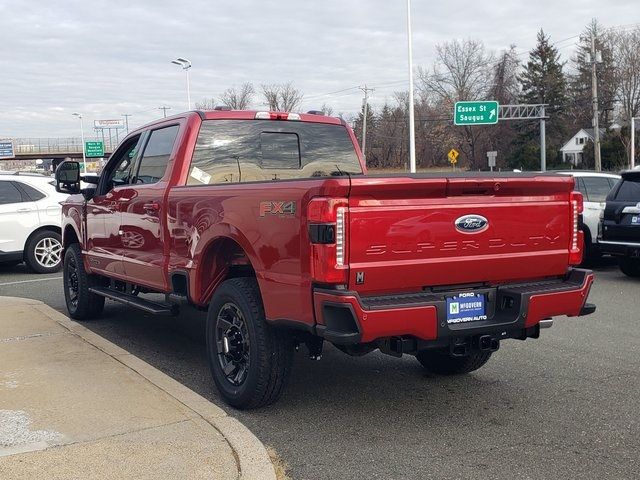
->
[347,175,574,294]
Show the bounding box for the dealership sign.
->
[94,119,125,130]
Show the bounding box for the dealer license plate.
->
[446,293,487,324]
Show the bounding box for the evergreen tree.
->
[509,30,568,170]
[519,30,568,126]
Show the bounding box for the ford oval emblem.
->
[455,214,489,233]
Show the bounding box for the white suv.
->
[0,173,68,273]
[557,171,620,258]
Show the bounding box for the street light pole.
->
[72,113,86,174]
[171,58,192,110]
[406,0,417,173]
[632,117,638,170]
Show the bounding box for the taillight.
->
[308,197,348,284]
[569,191,584,265]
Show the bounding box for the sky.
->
[0,0,638,138]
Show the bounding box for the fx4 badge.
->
[455,214,489,233]
[259,201,296,217]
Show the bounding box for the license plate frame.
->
[446,292,488,324]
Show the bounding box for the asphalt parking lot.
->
[1,259,638,480]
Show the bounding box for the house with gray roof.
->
[560,128,605,166]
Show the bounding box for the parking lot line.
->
[0,277,62,287]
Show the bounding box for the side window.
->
[0,181,24,205]
[100,135,143,193]
[575,177,587,197]
[134,125,179,184]
[17,182,46,201]
[583,177,613,203]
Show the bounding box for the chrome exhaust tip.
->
[539,319,553,329]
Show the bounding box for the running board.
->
[89,287,177,315]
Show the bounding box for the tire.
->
[24,230,63,274]
[206,277,293,409]
[416,350,492,376]
[619,258,640,278]
[582,230,601,264]
[63,244,105,320]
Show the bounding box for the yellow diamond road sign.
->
[448,148,459,164]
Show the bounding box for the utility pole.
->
[359,85,374,160]
[122,114,132,133]
[406,0,417,173]
[540,105,546,171]
[590,32,602,171]
[158,106,171,118]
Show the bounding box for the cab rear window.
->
[187,120,362,185]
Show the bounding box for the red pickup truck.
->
[55,109,595,409]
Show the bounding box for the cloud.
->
[0,0,637,137]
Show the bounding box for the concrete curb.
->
[2,296,277,480]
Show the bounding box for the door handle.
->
[16,208,32,213]
[143,202,160,213]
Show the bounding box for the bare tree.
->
[261,84,280,110]
[490,45,520,104]
[280,82,303,111]
[611,26,640,162]
[261,82,304,111]
[486,46,521,169]
[320,103,334,116]
[418,39,495,169]
[195,98,216,110]
[418,39,494,105]
[220,82,255,110]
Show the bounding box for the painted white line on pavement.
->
[0,277,62,287]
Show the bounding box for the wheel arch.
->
[192,235,261,307]
[23,225,62,259]
[62,224,80,250]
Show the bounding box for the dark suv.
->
[599,170,640,277]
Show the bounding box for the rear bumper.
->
[312,268,595,345]
[598,240,640,257]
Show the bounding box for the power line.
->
[301,20,640,123]
[304,86,361,100]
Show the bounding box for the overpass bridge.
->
[2,137,117,160]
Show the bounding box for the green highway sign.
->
[85,141,104,158]
[454,101,499,126]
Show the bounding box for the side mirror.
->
[55,161,81,194]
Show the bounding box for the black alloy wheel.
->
[66,254,80,309]
[215,303,251,387]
